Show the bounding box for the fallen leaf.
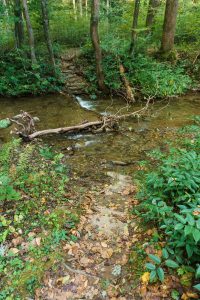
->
[101,242,108,248]
[80,256,91,266]
[12,236,23,247]
[101,248,113,259]
[141,272,150,284]
[57,275,70,285]
[9,248,19,255]
[35,237,41,246]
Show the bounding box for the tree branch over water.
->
[1,98,154,141]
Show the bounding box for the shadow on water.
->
[0,93,200,178]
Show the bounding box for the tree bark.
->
[90,0,107,92]
[73,0,77,20]
[79,0,83,17]
[146,0,160,29]
[130,0,140,56]
[119,63,135,103]
[14,0,24,48]
[41,0,56,75]
[85,0,88,17]
[22,0,37,65]
[160,0,178,54]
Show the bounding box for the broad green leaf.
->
[184,225,193,236]
[187,214,195,226]
[194,283,200,291]
[0,119,11,129]
[196,219,200,230]
[174,214,186,224]
[146,263,156,271]
[162,248,169,259]
[193,228,200,243]
[186,244,193,258]
[157,267,165,282]
[196,265,200,279]
[148,254,161,264]
[165,259,179,269]
[175,223,184,230]
[150,270,157,283]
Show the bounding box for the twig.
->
[193,52,200,65]
[64,263,101,279]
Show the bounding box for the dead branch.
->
[5,111,39,136]
[64,263,101,279]
[119,63,135,103]
[3,98,153,141]
[193,52,200,65]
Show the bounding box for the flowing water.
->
[0,93,200,178]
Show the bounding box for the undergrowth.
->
[82,40,192,99]
[0,140,79,299]
[0,50,64,97]
[134,117,200,292]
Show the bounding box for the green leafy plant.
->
[135,127,200,285]
[0,140,78,299]
[145,252,179,283]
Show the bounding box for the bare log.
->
[119,63,135,103]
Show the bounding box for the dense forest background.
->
[0,0,200,98]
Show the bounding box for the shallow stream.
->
[0,93,200,178]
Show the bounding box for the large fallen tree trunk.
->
[1,98,152,142]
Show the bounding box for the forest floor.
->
[36,172,139,299]
[35,170,184,300]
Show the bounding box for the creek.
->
[0,93,200,178]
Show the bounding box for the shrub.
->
[126,54,192,97]
[0,140,77,299]
[135,128,200,287]
[0,50,63,97]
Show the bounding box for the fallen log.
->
[25,119,105,140]
[119,63,135,103]
[1,97,152,141]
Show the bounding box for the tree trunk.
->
[90,0,107,92]
[146,0,160,29]
[41,0,56,75]
[160,0,178,54]
[14,0,24,48]
[130,0,140,56]
[22,0,37,65]
[79,0,83,17]
[85,0,88,17]
[73,0,77,20]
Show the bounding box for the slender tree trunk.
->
[3,0,8,16]
[79,0,83,17]
[160,0,178,53]
[22,0,37,64]
[85,0,88,17]
[106,0,109,16]
[73,0,77,20]
[14,0,24,48]
[146,0,160,29]
[40,0,56,75]
[90,0,107,92]
[130,0,140,56]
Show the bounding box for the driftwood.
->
[2,98,152,142]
